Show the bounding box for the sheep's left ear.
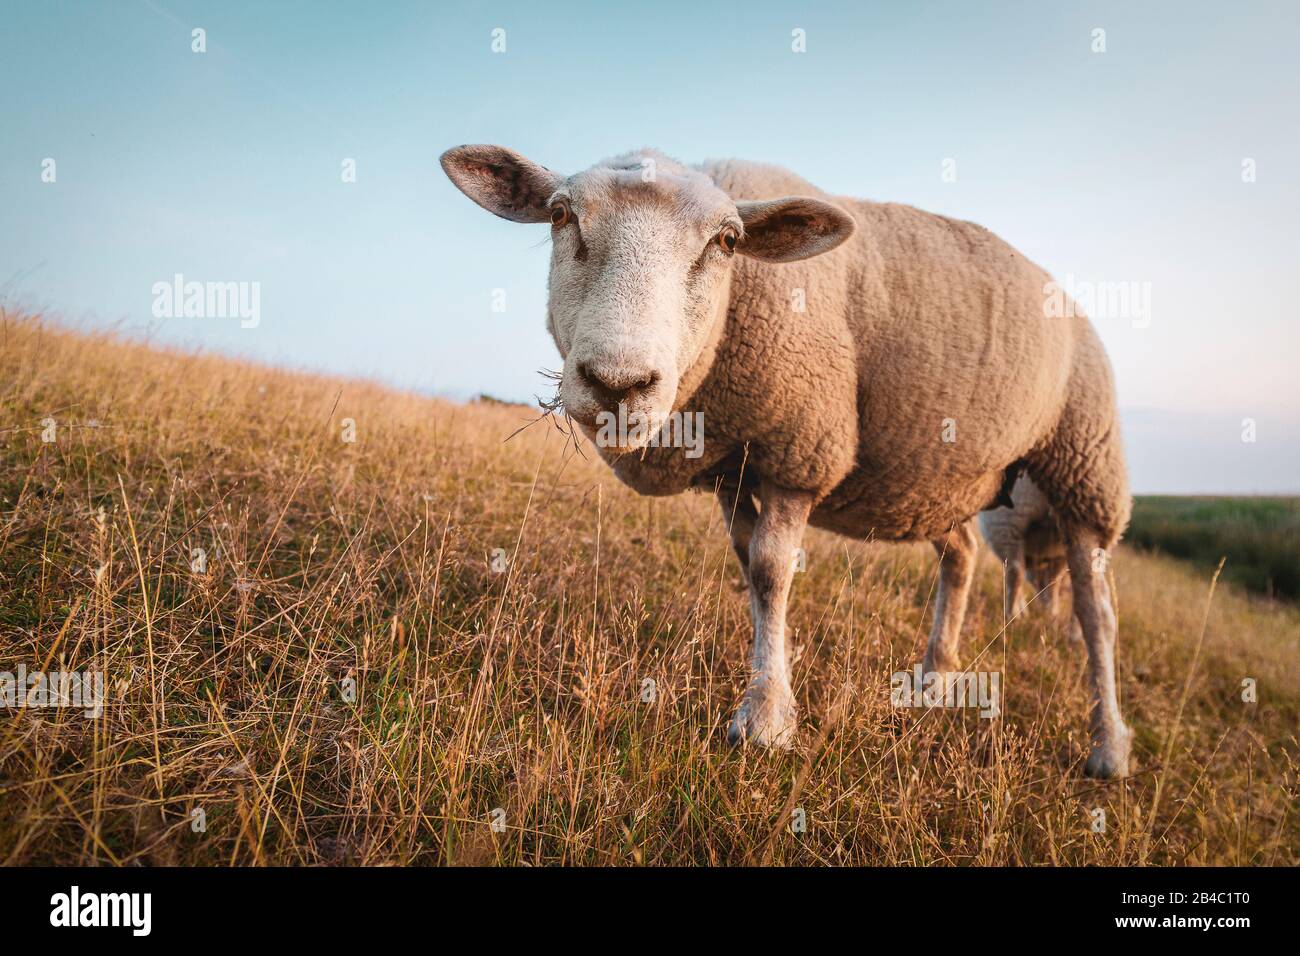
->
[735,197,856,263]
[440,144,563,223]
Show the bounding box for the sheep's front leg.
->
[726,484,813,749]
[923,520,979,674]
[1065,527,1131,778]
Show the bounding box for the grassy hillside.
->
[1128,495,1299,601]
[1,311,1296,866]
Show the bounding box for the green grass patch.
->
[1128,496,1300,600]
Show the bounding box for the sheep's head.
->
[441,145,855,450]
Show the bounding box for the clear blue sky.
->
[2,0,1297,492]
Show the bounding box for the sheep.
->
[441,145,1133,778]
[979,474,1084,642]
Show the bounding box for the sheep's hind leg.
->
[923,519,979,676]
[1003,542,1028,623]
[1042,560,1084,645]
[1064,526,1132,778]
[716,477,757,588]
[727,483,813,749]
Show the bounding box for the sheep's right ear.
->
[440,145,562,223]
[736,197,856,262]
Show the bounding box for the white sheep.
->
[442,145,1133,778]
[979,474,1084,642]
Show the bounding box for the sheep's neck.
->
[672,279,731,410]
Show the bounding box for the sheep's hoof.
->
[1084,726,1133,779]
[727,684,797,749]
[917,669,960,708]
[922,651,961,677]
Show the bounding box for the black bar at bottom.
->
[2,865,1281,941]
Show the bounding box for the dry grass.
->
[1,310,1296,866]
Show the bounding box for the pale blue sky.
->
[2,0,1297,492]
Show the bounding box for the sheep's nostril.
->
[579,362,619,396]
[577,361,659,409]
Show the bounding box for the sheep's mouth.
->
[557,395,665,438]
[591,406,674,451]
[563,408,600,430]
[538,369,677,454]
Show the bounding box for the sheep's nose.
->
[577,362,659,409]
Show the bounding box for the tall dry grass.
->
[1,310,1296,865]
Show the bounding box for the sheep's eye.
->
[550,202,571,227]
[716,226,739,254]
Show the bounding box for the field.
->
[1128,496,1299,602]
[1,311,1297,866]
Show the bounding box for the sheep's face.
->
[441,145,856,451]
[1027,555,1067,591]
